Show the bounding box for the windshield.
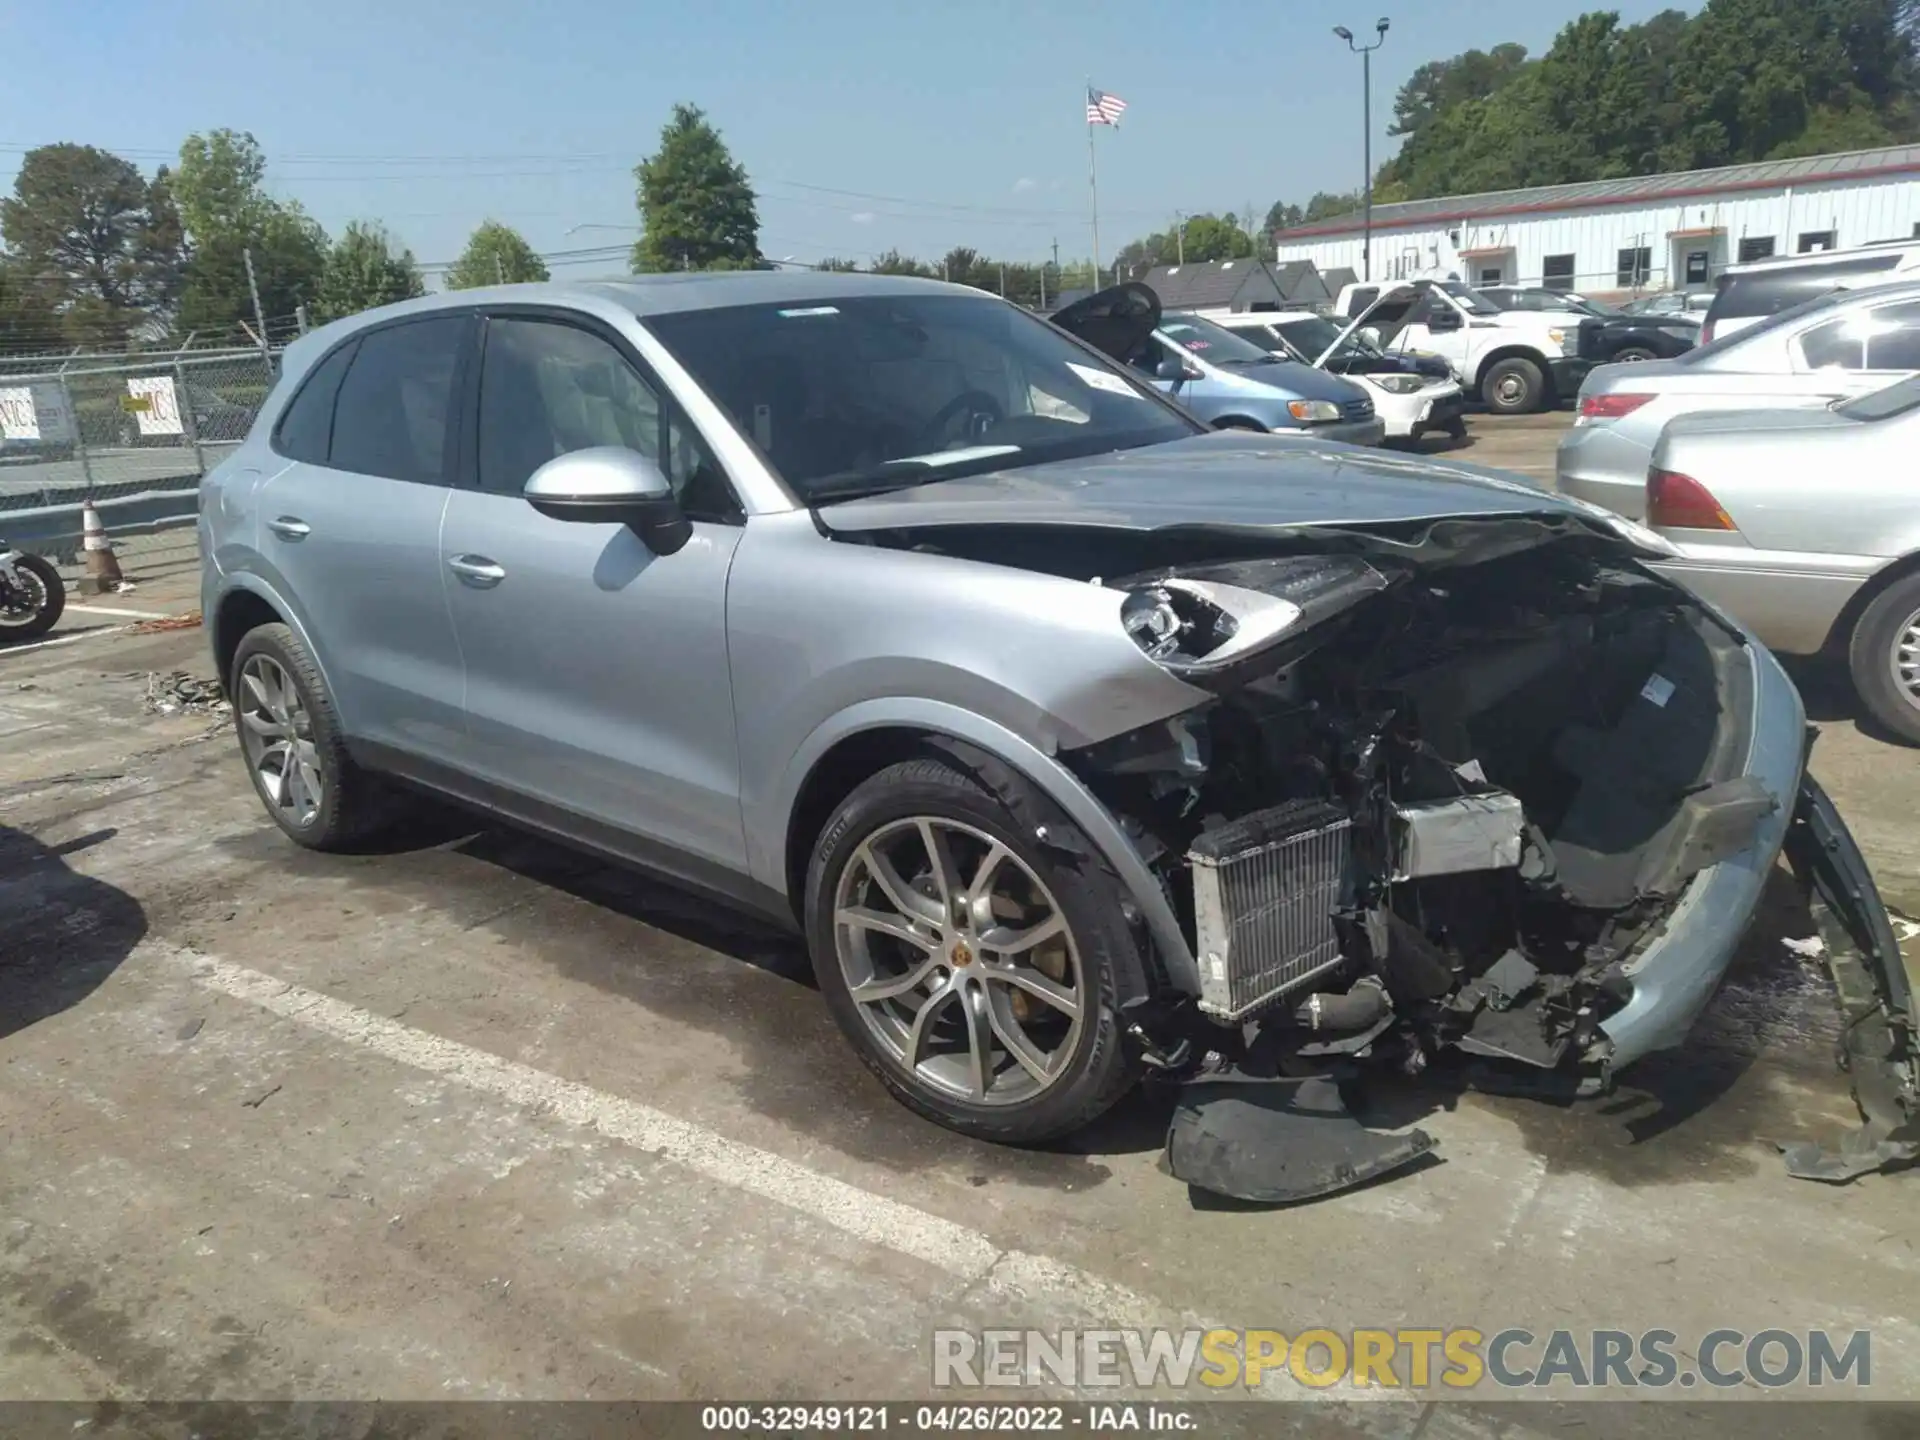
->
[1276,315,1372,359]
[1837,372,1920,421]
[1438,281,1503,316]
[643,293,1198,502]
[1159,314,1281,366]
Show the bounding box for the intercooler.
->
[1189,800,1353,1022]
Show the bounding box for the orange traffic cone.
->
[81,497,124,595]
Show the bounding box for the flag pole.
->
[1086,80,1102,288]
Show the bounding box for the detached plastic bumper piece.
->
[1165,1073,1435,1204]
[1779,777,1920,1183]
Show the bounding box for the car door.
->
[252,314,471,757]
[438,308,750,879]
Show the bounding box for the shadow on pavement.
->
[0,825,146,1040]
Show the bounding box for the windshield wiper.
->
[805,445,1025,503]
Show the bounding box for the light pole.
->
[1334,17,1390,282]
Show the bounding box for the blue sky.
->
[0,0,1700,277]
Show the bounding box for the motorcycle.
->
[0,542,66,642]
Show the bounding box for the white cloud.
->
[850,211,876,225]
[1012,177,1038,193]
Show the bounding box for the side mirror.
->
[1156,354,1199,382]
[1424,308,1461,332]
[523,446,692,556]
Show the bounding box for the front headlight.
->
[1547,327,1566,348]
[1370,373,1423,395]
[1116,558,1393,675]
[1287,399,1342,423]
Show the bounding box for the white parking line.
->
[0,624,129,655]
[64,603,181,621]
[181,949,1180,1328]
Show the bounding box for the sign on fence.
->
[125,376,184,437]
[0,386,40,441]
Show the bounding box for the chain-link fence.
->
[0,349,280,535]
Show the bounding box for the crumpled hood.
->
[816,431,1589,536]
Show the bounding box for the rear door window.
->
[328,316,468,484]
[272,340,357,464]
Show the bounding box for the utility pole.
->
[999,262,1007,297]
[1174,211,1186,265]
[1334,17,1391,282]
[242,246,270,361]
[495,254,506,285]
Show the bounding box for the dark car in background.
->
[1478,286,1698,365]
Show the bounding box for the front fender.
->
[755,696,1200,996]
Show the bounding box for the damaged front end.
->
[1053,524,1916,1202]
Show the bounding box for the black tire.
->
[229,622,396,848]
[1610,346,1657,364]
[1446,416,1469,441]
[1481,356,1546,415]
[804,753,1140,1144]
[0,551,64,642]
[1848,574,1920,745]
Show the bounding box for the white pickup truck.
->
[1333,279,1596,415]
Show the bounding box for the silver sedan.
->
[1647,374,1920,742]
[1557,279,1920,518]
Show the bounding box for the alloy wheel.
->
[1892,605,1920,713]
[833,816,1085,1106]
[237,654,325,826]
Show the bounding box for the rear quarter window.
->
[271,339,358,465]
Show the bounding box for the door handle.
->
[447,554,506,588]
[267,516,310,540]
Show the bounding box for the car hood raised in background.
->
[816,431,1580,534]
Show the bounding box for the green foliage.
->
[631,104,760,272]
[0,143,183,346]
[814,257,862,272]
[869,249,935,277]
[318,221,425,321]
[445,220,550,289]
[1376,0,1918,201]
[172,130,329,341]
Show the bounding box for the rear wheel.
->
[1610,346,1657,364]
[231,623,396,847]
[1481,356,1546,415]
[805,755,1139,1143]
[1849,574,1920,745]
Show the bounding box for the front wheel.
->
[1849,575,1920,745]
[805,755,1140,1144]
[1481,356,1547,415]
[0,551,64,642]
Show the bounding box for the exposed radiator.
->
[1189,800,1354,1022]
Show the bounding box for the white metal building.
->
[1272,144,1920,298]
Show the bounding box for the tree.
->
[0,143,182,347]
[445,220,549,289]
[172,130,329,341]
[869,249,933,276]
[0,260,62,353]
[318,222,424,321]
[814,256,861,272]
[631,104,760,272]
[1178,213,1255,261]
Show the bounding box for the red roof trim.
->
[1273,160,1920,241]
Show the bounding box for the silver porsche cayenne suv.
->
[201,275,1915,1194]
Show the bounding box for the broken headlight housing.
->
[1117,556,1392,675]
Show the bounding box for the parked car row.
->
[1557,247,1920,743]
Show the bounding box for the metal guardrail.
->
[0,484,200,558]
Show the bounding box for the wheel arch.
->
[766,699,1198,997]
[1473,345,1554,397]
[1820,549,1920,657]
[211,576,335,703]
[1210,415,1267,431]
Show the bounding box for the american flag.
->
[1086,87,1127,126]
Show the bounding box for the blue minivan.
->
[1050,285,1384,445]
